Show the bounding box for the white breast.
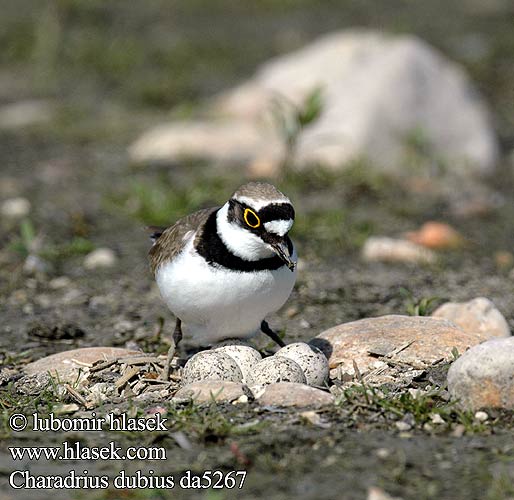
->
[155,237,297,344]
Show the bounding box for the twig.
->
[64,384,88,407]
[115,366,141,389]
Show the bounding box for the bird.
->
[148,182,297,378]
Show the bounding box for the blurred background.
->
[1,0,514,355]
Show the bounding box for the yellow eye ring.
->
[243,208,261,228]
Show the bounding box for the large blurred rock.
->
[312,315,485,376]
[130,121,282,167]
[130,30,498,175]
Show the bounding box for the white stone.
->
[130,31,498,176]
[1,197,31,219]
[49,276,72,289]
[474,411,488,422]
[84,248,117,269]
[129,120,282,166]
[275,342,329,386]
[430,413,445,425]
[362,236,436,264]
[447,337,514,410]
[395,421,412,431]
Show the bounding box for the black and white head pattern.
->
[215,182,295,264]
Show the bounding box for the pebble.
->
[362,237,436,264]
[49,276,72,289]
[84,248,117,269]
[23,254,51,274]
[174,381,251,403]
[1,197,31,219]
[275,342,329,386]
[474,411,488,422]
[494,251,514,270]
[247,356,307,386]
[0,99,54,130]
[405,221,463,249]
[181,351,243,385]
[375,448,390,459]
[395,421,412,432]
[432,297,510,339]
[452,424,466,438]
[447,337,514,410]
[255,382,334,408]
[430,413,446,425]
[367,487,401,500]
[312,315,484,377]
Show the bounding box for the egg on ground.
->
[214,344,262,383]
[247,356,307,386]
[275,342,329,386]
[181,350,243,385]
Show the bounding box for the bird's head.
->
[216,182,296,271]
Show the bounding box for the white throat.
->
[216,203,275,261]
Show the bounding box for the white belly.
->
[155,239,296,344]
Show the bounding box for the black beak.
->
[270,239,296,272]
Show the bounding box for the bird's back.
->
[149,207,217,274]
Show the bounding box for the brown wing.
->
[148,207,217,274]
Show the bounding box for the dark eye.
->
[243,208,261,228]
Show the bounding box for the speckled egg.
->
[275,342,329,386]
[214,345,262,383]
[246,356,307,386]
[181,351,243,386]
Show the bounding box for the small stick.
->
[64,384,88,407]
[115,366,141,389]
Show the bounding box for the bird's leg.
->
[260,320,286,348]
[160,318,183,380]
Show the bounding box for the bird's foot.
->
[260,320,286,347]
